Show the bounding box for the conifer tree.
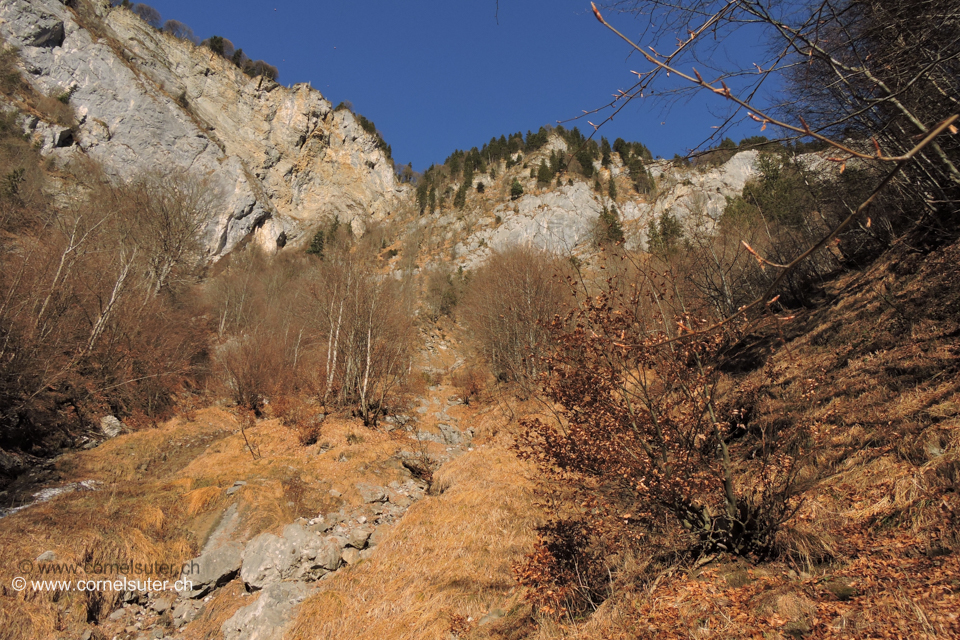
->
[510,178,524,200]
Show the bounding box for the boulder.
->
[239,533,297,590]
[347,524,375,550]
[355,482,387,503]
[179,541,243,598]
[282,523,341,576]
[149,594,175,614]
[100,416,124,438]
[341,548,360,565]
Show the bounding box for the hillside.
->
[0,1,958,640]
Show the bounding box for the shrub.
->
[461,245,569,383]
[131,3,161,29]
[516,271,802,566]
[450,367,484,405]
[510,178,523,200]
[162,20,198,44]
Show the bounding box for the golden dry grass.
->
[289,410,541,640]
[0,405,433,640]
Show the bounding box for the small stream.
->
[0,480,101,519]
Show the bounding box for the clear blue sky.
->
[140,1,774,171]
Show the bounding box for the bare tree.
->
[131,3,162,29]
[162,20,199,44]
[461,245,570,384]
[584,1,957,247]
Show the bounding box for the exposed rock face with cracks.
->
[0,0,405,258]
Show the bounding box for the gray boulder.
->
[355,482,387,503]
[347,524,375,550]
[437,423,473,446]
[100,416,124,438]
[221,582,314,640]
[240,533,297,590]
[240,525,341,589]
[282,523,341,577]
[179,541,243,598]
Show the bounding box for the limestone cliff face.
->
[0,0,403,256]
[425,137,760,269]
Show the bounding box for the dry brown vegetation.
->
[460,246,571,385]
[0,406,437,639]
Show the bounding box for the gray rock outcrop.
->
[239,524,342,590]
[0,0,405,258]
[446,146,759,269]
[221,582,315,640]
[179,541,242,598]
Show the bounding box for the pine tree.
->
[306,228,325,257]
[510,178,524,200]
[536,160,552,186]
[600,137,612,167]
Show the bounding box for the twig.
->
[589,3,958,165]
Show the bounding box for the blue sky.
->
[140,1,774,171]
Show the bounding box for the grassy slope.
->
[1,241,958,640]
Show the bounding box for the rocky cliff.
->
[399,136,760,270]
[0,0,404,257]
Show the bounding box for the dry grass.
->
[0,405,429,640]
[290,411,541,640]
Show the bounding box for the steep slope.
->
[0,0,405,257]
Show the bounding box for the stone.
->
[35,550,56,562]
[171,600,199,628]
[282,523,341,575]
[347,525,375,550]
[221,582,314,640]
[328,489,342,498]
[355,482,387,503]
[341,548,360,565]
[367,527,387,548]
[149,595,175,614]
[437,423,472,446]
[179,541,243,598]
[239,533,297,591]
[100,415,124,438]
[478,609,506,625]
[225,481,246,496]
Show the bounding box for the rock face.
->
[445,145,759,269]
[0,0,405,257]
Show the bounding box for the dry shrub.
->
[33,90,76,127]
[0,159,212,455]
[461,245,570,384]
[513,520,609,617]
[450,367,485,405]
